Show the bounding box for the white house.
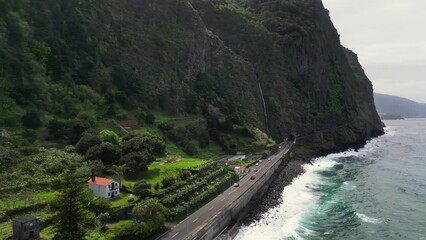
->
[87,176,120,199]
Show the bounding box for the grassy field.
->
[110,192,133,208]
[121,158,206,188]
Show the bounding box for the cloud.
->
[323,0,426,102]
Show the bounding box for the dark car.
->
[250,176,255,180]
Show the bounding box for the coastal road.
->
[158,140,294,240]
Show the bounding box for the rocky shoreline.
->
[241,159,306,225]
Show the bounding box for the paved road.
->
[158,140,294,240]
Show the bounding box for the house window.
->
[108,192,110,197]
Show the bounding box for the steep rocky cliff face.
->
[0,0,383,152]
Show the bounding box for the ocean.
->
[235,119,426,240]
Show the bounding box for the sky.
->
[322,0,426,103]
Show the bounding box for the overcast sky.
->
[322,0,426,103]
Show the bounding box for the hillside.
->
[0,0,385,238]
[374,93,426,118]
[0,0,383,154]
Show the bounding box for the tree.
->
[121,131,166,157]
[99,142,121,165]
[133,180,151,199]
[100,129,121,145]
[50,168,94,240]
[132,199,168,238]
[75,133,101,155]
[119,151,155,174]
[108,164,127,188]
[21,106,42,129]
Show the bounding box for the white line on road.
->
[193,218,199,223]
[171,232,179,238]
[221,197,226,201]
[209,206,214,211]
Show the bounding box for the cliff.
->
[0,0,383,153]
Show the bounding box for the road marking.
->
[221,197,226,201]
[193,218,199,223]
[209,206,214,211]
[171,232,179,238]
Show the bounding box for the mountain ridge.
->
[374,93,426,118]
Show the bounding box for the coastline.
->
[239,131,385,226]
[241,160,305,225]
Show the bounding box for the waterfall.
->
[258,81,270,133]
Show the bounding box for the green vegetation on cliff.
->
[0,0,384,238]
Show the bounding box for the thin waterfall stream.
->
[258,81,270,134]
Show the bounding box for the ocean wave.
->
[235,157,338,240]
[355,213,382,224]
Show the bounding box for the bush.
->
[161,176,176,188]
[133,180,152,198]
[153,182,161,191]
[89,198,112,215]
[179,170,191,180]
[106,220,139,240]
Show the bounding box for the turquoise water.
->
[236,119,426,240]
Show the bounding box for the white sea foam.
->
[235,157,338,240]
[356,213,382,224]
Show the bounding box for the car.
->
[255,163,259,166]
[268,158,271,161]
[259,160,262,163]
[250,176,255,180]
[253,168,258,172]
[233,183,239,187]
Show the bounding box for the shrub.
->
[89,198,112,215]
[179,170,191,180]
[106,220,139,240]
[133,180,152,199]
[161,176,176,188]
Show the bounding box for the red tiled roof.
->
[88,177,113,186]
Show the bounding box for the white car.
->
[233,183,239,187]
[255,163,259,166]
[259,160,262,163]
[253,168,258,172]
